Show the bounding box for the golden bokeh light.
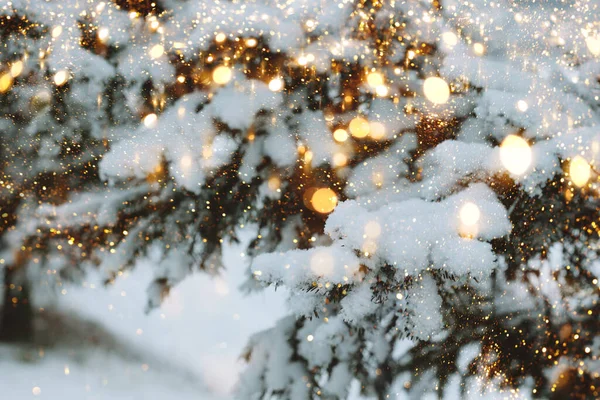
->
[517,100,528,112]
[349,117,370,138]
[333,128,349,142]
[212,65,232,85]
[311,188,338,214]
[149,44,164,59]
[51,26,62,38]
[459,202,481,227]
[268,176,281,191]
[215,32,227,43]
[53,70,70,86]
[499,135,532,176]
[569,155,591,187]
[98,27,110,43]
[268,77,284,92]
[10,61,23,78]
[441,31,458,46]
[423,77,450,104]
[366,71,384,88]
[473,42,486,55]
[369,121,386,140]
[0,73,13,93]
[332,152,348,167]
[143,113,158,128]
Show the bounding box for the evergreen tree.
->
[1,0,599,398]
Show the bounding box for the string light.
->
[53,70,70,86]
[143,113,158,128]
[10,61,23,78]
[459,202,481,226]
[332,152,348,167]
[349,117,370,138]
[369,122,386,140]
[310,188,338,214]
[473,42,486,55]
[149,44,164,59]
[212,65,232,85]
[268,77,284,92]
[215,32,227,43]
[51,26,62,38]
[569,156,591,187]
[0,73,13,93]
[366,71,385,88]
[98,27,109,43]
[500,135,532,175]
[333,128,349,142]
[423,77,450,104]
[441,31,458,46]
[517,100,528,112]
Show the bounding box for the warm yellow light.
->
[268,77,283,92]
[98,27,109,43]
[459,202,481,226]
[53,70,70,86]
[215,32,227,43]
[298,56,308,66]
[369,122,386,140]
[366,71,385,89]
[268,176,281,191]
[245,38,258,47]
[517,100,528,112]
[202,146,213,159]
[375,85,389,97]
[586,36,600,56]
[0,73,13,93]
[500,135,532,175]
[332,152,348,167]
[311,188,338,214]
[149,19,160,32]
[10,61,23,78]
[149,44,164,59]
[569,155,591,187]
[423,76,450,104]
[349,117,370,138]
[441,31,458,47]
[333,128,349,142]
[212,65,232,85]
[143,113,158,128]
[473,42,485,55]
[51,26,63,38]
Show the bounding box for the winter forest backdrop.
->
[1,0,600,398]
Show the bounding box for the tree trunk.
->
[0,266,33,342]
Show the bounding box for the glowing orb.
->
[569,156,591,187]
[311,188,338,214]
[423,77,450,104]
[459,202,481,226]
[349,117,370,138]
[212,65,232,85]
[500,135,532,176]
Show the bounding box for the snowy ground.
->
[1,238,288,399]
